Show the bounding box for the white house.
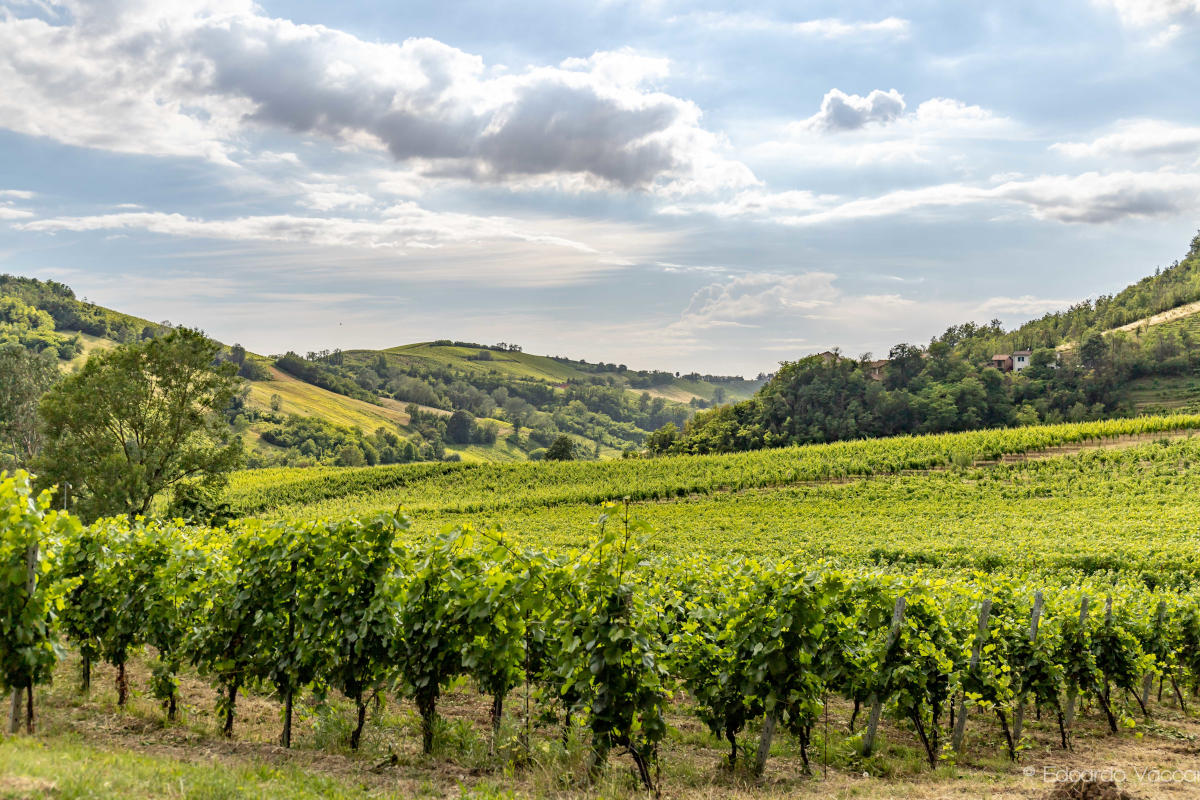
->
[1012,349,1032,371]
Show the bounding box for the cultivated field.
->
[6,416,1200,799]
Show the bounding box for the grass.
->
[60,332,117,373]
[1126,374,1200,412]
[244,368,410,432]
[446,441,527,463]
[381,343,585,384]
[0,737,382,800]
[8,651,1199,800]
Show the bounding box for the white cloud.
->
[656,270,1081,367]
[295,183,376,211]
[911,98,998,127]
[0,206,35,220]
[751,93,1008,168]
[1052,119,1200,160]
[0,189,35,219]
[678,12,910,40]
[1094,0,1200,26]
[804,89,906,132]
[798,92,1003,138]
[990,171,1200,223]
[0,2,754,193]
[674,272,841,330]
[658,188,837,218]
[1093,0,1200,42]
[974,296,1075,316]
[15,207,596,252]
[673,170,1200,227]
[13,204,686,284]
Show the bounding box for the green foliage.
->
[36,328,244,521]
[446,410,476,444]
[544,435,576,461]
[257,415,415,467]
[275,352,376,403]
[714,563,834,774]
[545,504,670,789]
[0,295,81,358]
[393,529,474,754]
[871,589,956,767]
[55,524,105,692]
[660,234,1200,455]
[0,471,66,715]
[644,422,679,455]
[314,513,405,749]
[15,473,1200,784]
[0,345,60,469]
[224,414,1200,525]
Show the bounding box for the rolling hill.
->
[0,274,761,466]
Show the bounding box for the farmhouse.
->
[865,359,889,381]
[990,350,1032,372]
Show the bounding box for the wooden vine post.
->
[1142,601,1167,710]
[1012,591,1044,746]
[754,712,777,775]
[1064,595,1090,741]
[952,598,993,755]
[861,595,907,758]
[8,542,38,734]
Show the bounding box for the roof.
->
[868,359,889,368]
[991,353,1011,360]
[1013,349,1033,356]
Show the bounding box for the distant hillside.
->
[0,275,760,467]
[265,339,761,464]
[654,232,1200,456]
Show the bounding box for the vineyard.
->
[5,408,1200,798]
[226,414,1200,518]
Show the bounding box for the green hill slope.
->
[385,341,586,383]
[2,274,761,466]
[367,341,759,403]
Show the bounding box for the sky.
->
[1,0,1199,376]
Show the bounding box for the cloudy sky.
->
[2,0,1199,375]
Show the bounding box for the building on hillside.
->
[865,359,889,381]
[1012,349,1032,371]
[990,353,1013,372]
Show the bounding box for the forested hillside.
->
[654,232,1200,455]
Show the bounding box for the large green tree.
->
[545,434,577,461]
[35,328,242,521]
[0,345,60,470]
